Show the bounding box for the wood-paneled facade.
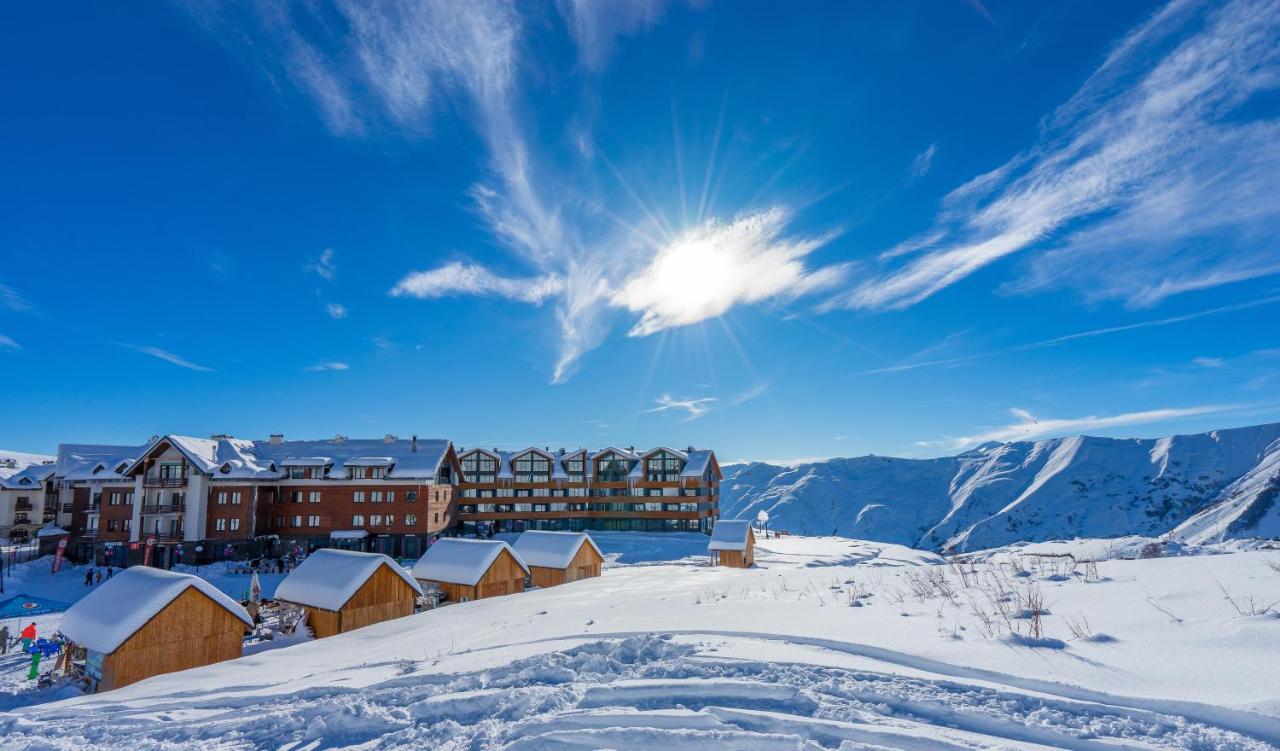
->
[92,587,246,692]
[527,541,604,588]
[291,563,419,639]
[422,548,528,603]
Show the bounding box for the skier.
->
[95,569,102,585]
[0,625,9,654]
[20,622,36,651]
[84,568,94,587]
[107,565,114,579]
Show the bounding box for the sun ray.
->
[697,93,729,223]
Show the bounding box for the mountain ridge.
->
[720,421,1280,551]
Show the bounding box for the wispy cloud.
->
[908,143,937,180]
[946,403,1244,449]
[0,282,31,312]
[0,335,19,351]
[390,261,564,305]
[614,207,846,336]
[131,345,214,372]
[557,0,681,71]
[840,0,1280,311]
[857,293,1280,375]
[1192,356,1225,368]
[326,302,348,319]
[305,360,350,372]
[646,393,717,420]
[305,248,336,281]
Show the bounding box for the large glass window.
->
[460,452,498,483]
[645,450,683,482]
[595,452,632,482]
[565,456,585,479]
[513,452,551,483]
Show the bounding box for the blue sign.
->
[0,594,71,619]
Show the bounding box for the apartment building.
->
[9,435,720,564]
[0,456,57,543]
[454,446,721,535]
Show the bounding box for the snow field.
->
[0,535,1277,749]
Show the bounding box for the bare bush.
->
[1217,580,1280,617]
[1062,611,1094,640]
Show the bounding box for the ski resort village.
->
[5,0,1280,748]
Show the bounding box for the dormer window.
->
[513,451,551,483]
[220,464,231,475]
[596,451,632,482]
[646,450,683,482]
[565,455,585,479]
[460,452,498,483]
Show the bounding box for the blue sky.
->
[2,0,1279,463]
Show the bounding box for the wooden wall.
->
[424,549,527,603]
[300,563,418,639]
[99,587,246,692]
[528,542,603,588]
[716,532,755,568]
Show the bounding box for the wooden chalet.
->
[411,538,529,602]
[708,520,755,568]
[273,548,422,639]
[511,531,604,587]
[58,566,252,692]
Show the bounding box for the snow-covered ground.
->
[1,534,1279,749]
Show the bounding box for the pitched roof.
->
[0,462,55,490]
[54,444,143,482]
[59,567,251,654]
[274,549,421,611]
[708,520,754,551]
[411,539,528,586]
[132,435,454,481]
[511,531,603,569]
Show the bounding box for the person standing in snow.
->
[84,568,93,587]
[107,565,113,579]
[95,569,102,585]
[0,625,9,655]
[20,622,36,651]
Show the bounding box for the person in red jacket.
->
[20,622,36,651]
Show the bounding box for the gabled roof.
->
[0,462,55,490]
[274,549,421,611]
[708,520,754,551]
[411,539,528,586]
[131,435,454,481]
[55,444,145,482]
[681,449,718,478]
[511,531,603,569]
[59,567,251,655]
[591,447,640,461]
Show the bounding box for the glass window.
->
[354,491,366,503]
[460,452,498,483]
[370,514,383,526]
[595,452,632,482]
[232,491,243,504]
[231,518,241,531]
[405,513,417,526]
[406,490,418,501]
[309,491,321,503]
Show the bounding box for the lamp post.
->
[756,509,770,540]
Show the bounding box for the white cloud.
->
[132,346,214,372]
[0,282,31,312]
[305,248,336,281]
[908,143,937,180]
[841,0,1280,310]
[306,361,350,372]
[1192,356,1225,368]
[0,334,19,351]
[390,261,564,305]
[557,0,679,71]
[614,207,846,336]
[946,404,1242,449]
[645,393,717,420]
[326,303,348,319]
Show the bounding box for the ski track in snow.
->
[4,632,1276,750]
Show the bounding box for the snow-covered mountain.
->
[721,422,1280,551]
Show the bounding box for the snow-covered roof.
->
[134,435,454,481]
[59,567,251,655]
[274,549,421,611]
[681,450,716,478]
[411,539,528,586]
[36,524,69,538]
[0,462,55,490]
[454,446,716,482]
[708,520,754,551]
[54,444,144,482]
[511,531,602,569]
[329,530,368,540]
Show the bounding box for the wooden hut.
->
[512,531,604,588]
[58,566,251,692]
[708,520,756,568]
[274,548,422,639]
[411,538,528,602]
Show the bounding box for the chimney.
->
[384,433,398,444]
[210,433,233,441]
[333,434,348,444]
[269,434,285,445]
[411,435,418,453]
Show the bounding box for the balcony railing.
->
[143,530,183,541]
[14,501,33,511]
[143,477,186,488]
[60,503,74,513]
[85,503,101,512]
[13,516,31,525]
[141,503,185,514]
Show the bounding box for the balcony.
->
[14,501,33,511]
[13,515,31,525]
[143,530,183,541]
[60,503,74,513]
[141,503,185,515]
[143,477,186,488]
[85,503,101,512]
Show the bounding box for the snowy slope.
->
[3,536,1279,750]
[723,422,1280,551]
